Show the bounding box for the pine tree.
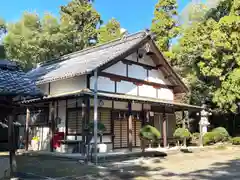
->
[151,0,180,54]
[98,18,123,44]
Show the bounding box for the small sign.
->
[149,111,154,117]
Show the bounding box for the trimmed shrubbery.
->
[203,132,216,145]
[203,127,229,145]
[139,125,161,152]
[231,137,240,145]
[173,128,191,146]
[87,122,106,135]
[192,132,200,140]
[139,125,161,142]
[212,127,229,142]
[173,128,191,140]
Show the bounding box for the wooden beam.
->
[162,110,167,148]
[164,74,172,79]
[128,102,133,151]
[121,59,158,70]
[65,99,68,137]
[111,101,114,149]
[99,72,175,89]
[8,114,14,177]
[82,97,86,143]
[156,64,163,69]
[25,108,30,151]
[182,111,186,147]
[50,102,55,152]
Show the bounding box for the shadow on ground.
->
[15,153,240,180]
[176,159,240,180]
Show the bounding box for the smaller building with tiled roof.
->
[19,31,201,153]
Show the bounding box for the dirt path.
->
[15,146,240,179]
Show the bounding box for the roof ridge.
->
[39,30,148,67]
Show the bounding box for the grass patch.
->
[214,145,227,150]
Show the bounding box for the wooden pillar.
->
[162,110,167,147]
[25,108,30,151]
[50,102,55,152]
[111,100,114,149]
[182,110,186,147]
[93,69,98,165]
[141,104,145,127]
[128,102,133,151]
[85,96,90,161]
[82,97,86,143]
[8,114,16,177]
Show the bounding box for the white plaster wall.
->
[128,64,147,80]
[90,135,112,143]
[139,85,157,98]
[117,81,137,95]
[139,54,156,66]
[132,103,142,111]
[158,88,174,101]
[114,101,128,110]
[148,69,170,85]
[49,75,86,96]
[103,61,126,76]
[125,52,138,62]
[143,104,151,110]
[37,84,49,95]
[90,76,115,93]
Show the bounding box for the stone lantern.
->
[197,104,212,146]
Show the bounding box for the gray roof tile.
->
[28,31,149,84]
[0,60,43,97]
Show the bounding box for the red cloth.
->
[53,132,64,149]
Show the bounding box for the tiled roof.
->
[0,60,43,97]
[27,31,150,84]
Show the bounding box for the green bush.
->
[203,132,216,145]
[87,122,106,135]
[139,125,161,142]
[192,132,200,140]
[212,127,229,142]
[231,137,240,145]
[173,128,191,140]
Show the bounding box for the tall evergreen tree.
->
[60,0,102,49]
[4,0,102,70]
[151,0,180,55]
[176,0,240,112]
[98,18,123,44]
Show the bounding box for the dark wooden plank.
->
[128,102,133,151]
[162,111,167,147]
[99,72,175,89]
[121,59,159,70]
[65,99,68,136]
[111,100,114,149]
[50,102,55,152]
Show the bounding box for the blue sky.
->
[0,0,192,33]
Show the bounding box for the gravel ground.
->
[14,146,240,180]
